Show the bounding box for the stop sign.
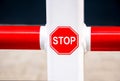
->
[50,26,79,55]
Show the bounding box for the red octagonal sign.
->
[50,26,79,55]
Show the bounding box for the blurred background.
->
[0,50,120,81]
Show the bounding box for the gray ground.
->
[0,50,120,81]
[0,50,47,80]
[85,51,120,81]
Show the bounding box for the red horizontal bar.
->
[0,25,40,50]
[1,25,120,51]
[91,26,120,51]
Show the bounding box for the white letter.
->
[70,37,76,44]
[53,37,58,45]
[58,37,63,44]
[64,36,70,45]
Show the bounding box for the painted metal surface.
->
[0,26,40,50]
[91,26,120,51]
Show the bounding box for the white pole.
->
[46,0,86,81]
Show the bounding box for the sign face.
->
[50,26,79,55]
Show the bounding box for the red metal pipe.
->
[0,26,120,51]
[91,26,120,51]
[0,25,40,50]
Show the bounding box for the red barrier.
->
[91,26,120,51]
[0,26,40,50]
[0,26,120,51]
